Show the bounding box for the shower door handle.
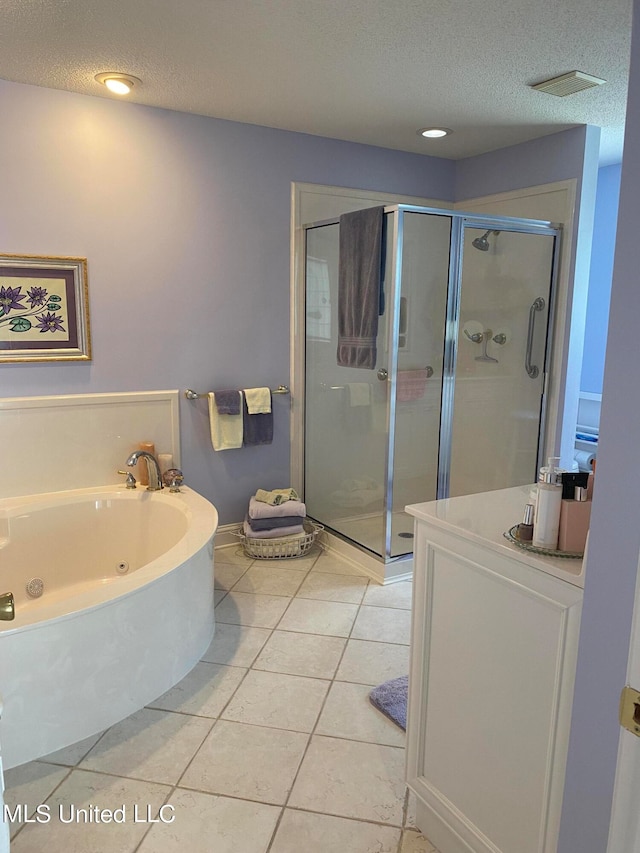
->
[525,297,545,379]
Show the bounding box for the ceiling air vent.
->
[531,71,606,96]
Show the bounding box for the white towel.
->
[208,392,244,450]
[243,387,272,414]
[347,382,371,407]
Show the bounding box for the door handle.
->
[525,297,545,379]
[378,366,433,380]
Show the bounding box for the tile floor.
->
[4,545,439,853]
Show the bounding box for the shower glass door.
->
[304,210,452,560]
[388,211,451,557]
[304,219,391,557]
[303,207,559,564]
[446,224,557,497]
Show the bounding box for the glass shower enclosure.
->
[304,205,560,567]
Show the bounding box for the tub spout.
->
[0,591,14,621]
[126,450,163,491]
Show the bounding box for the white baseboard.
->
[214,522,243,549]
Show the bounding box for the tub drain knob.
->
[26,578,44,598]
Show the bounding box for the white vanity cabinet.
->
[405,486,584,853]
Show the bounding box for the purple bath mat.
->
[369,675,408,730]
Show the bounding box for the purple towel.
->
[214,389,241,415]
[337,206,384,370]
[248,515,306,531]
[248,496,306,519]
[243,518,304,539]
[242,396,273,445]
[369,675,408,731]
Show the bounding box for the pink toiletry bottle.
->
[558,486,591,553]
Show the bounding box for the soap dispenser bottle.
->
[533,456,563,549]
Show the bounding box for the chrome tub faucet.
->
[126,450,163,491]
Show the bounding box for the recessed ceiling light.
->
[94,72,141,95]
[417,127,453,139]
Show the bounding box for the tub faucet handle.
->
[163,468,184,493]
[117,470,137,489]
[0,591,15,621]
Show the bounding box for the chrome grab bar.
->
[525,297,545,379]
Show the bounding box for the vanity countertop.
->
[406,484,585,589]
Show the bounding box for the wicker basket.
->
[234,520,323,560]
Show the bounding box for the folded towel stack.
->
[254,487,299,506]
[244,490,307,540]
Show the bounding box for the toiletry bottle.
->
[158,453,174,478]
[517,503,535,542]
[587,458,597,500]
[560,471,588,501]
[533,456,562,549]
[558,486,591,553]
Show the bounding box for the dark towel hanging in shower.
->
[337,206,384,369]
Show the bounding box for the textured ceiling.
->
[0,0,632,165]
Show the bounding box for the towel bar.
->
[185,386,290,400]
[320,365,433,391]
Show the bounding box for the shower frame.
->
[302,203,562,570]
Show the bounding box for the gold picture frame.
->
[0,254,91,362]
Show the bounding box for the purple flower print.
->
[27,286,48,308]
[35,311,65,333]
[1,281,67,336]
[0,285,26,316]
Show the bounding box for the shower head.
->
[472,229,500,251]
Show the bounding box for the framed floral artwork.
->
[0,254,91,362]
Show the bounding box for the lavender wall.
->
[559,3,640,849]
[0,80,454,523]
[0,79,600,529]
[454,125,598,202]
[581,163,622,394]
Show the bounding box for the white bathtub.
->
[0,484,218,769]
